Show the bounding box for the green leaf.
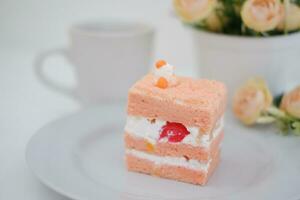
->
[292,0,300,6]
[275,120,289,135]
[291,121,300,135]
[256,116,276,124]
[274,93,284,107]
[267,106,288,119]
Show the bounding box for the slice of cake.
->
[124,60,227,185]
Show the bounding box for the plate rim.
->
[25,104,300,200]
[26,104,125,200]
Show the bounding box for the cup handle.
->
[34,48,78,100]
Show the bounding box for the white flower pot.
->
[191,30,300,99]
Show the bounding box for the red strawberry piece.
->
[159,122,190,143]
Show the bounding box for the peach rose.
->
[233,78,273,125]
[173,0,224,31]
[280,86,300,119]
[241,0,284,32]
[277,3,300,31]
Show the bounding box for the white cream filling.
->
[126,149,211,172]
[124,115,224,147]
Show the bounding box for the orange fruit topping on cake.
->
[155,77,168,89]
[155,60,167,69]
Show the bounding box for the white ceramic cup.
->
[191,30,300,99]
[35,21,154,104]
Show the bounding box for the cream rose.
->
[280,86,300,119]
[233,78,273,125]
[277,3,300,31]
[204,6,224,31]
[241,0,284,32]
[173,0,223,31]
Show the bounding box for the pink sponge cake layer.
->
[127,74,227,134]
[125,150,220,185]
[124,131,223,161]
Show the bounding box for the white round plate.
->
[26,104,300,200]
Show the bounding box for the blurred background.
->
[1,0,196,70]
[0,1,197,199]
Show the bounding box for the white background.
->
[0,0,197,199]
